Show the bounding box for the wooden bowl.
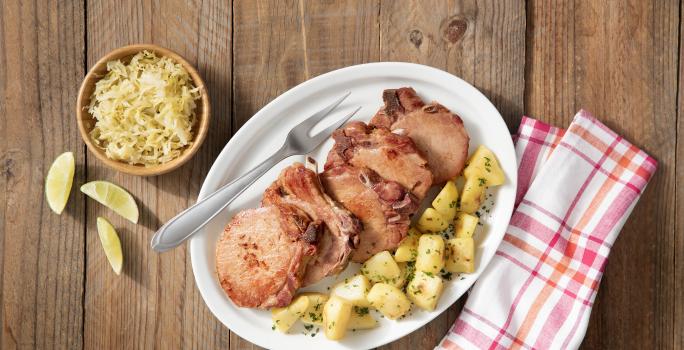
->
[76,44,210,176]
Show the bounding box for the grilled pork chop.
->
[325,121,433,200]
[321,164,419,262]
[370,87,470,184]
[263,161,361,286]
[215,204,321,309]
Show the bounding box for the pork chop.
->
[370,87,470,184]
[215,204,321,309]
[321,164,419,262]
[325,121,433,200]
[263,161,361,286]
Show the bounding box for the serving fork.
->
[151,93,360,252]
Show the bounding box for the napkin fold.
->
[437,110,657,350]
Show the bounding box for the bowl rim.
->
[76,43,211,176]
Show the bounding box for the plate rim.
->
[190,61,518,349]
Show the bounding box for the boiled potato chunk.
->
[407,270,444,311]
[367,283,411,320]
[416,208,449,233]
[323,296,352,340]
[299,292,329,325]
[394,227,421,262]
[393,262,409,289]
[361,251,403,286]
[446,237,475,273]
[348,306,377,330]
[454,212,479,238]
[464,145,505,186]
[432,181,459,221]
[271,295,309,333]
[332,274,371,306]
[415,234,445,274]
[459,176,486,214]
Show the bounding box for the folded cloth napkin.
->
[436,110,657,350]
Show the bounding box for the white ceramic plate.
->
[190,62,517,350]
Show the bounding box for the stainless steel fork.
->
[151,93,360,252]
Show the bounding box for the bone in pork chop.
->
[370,87,470,184]
[215,204,321,308]
[321,164,419,262]
[325,121,433,200]
[263,161,361,286]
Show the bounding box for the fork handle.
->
[151,144,291,252]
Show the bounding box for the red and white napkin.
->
[436,110,657,350]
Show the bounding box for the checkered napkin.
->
[436,110,657,350]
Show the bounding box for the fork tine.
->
[308,106,362,144]
[294,91,351,130]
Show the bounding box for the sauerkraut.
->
[88,50,200,166]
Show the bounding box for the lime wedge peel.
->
[45,152,75,214]
[96,217,123,275]
[80,181,139,223]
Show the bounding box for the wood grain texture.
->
[377,1,525,348]
[84,0,231,348]
[231,0,380,348]
[677,8,684,350]
[379,0,525,129]
[526,0,680,349]
[0,1,86,349]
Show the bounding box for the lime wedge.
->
[96,217,123,275]
[45,152,75,214]
[81,181,139,223]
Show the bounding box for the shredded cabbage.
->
[88,50,200,166]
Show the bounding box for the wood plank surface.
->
[0,1,86,349]
[677,9,684,350]
[525,0,680,349]
[0,0,682,349]
[84,0,232,348]
[377,1,525,348]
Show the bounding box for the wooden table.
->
[0,0,679,349]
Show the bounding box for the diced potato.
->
[459,176,486,214]
[332,274,371,306]
[361,251,403,286]
[271,295,310,333]
[464,145,505,186]
[432,181,459,221]
[445,237,475,273]
[323,296,352,340]
[453,212,479,238]
[347,306,377,330]
[393,262,408,289]
[394,228,421,262]
[299,292,329,326]
[366,283,411,320]
[416,208,449,233]
[415,234,445,274]
[407,270,444,311]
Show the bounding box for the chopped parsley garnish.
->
[308,312,322,323]
[441,269,453,280]
[484,157,492,172]
[354,306,370,316]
